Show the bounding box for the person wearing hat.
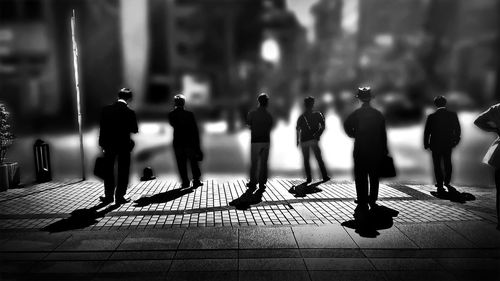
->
[168,94,203,189]
[424,96,461,194]
[246,93,274,190]
[296,96,330,183]
[343,87,388,213]
[98,88,138,205]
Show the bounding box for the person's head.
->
[356,86,372,103]
[118,88,133,101]
[174,94,186,107]
[433,96,447,108]
[258,93,269,107]
[304,96,315,110]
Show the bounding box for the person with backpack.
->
[296,96,330,184]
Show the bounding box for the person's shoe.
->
[258,183,266,190]
[322,176,331,182]
[369,202,379,210]
[181,182,191,189]
[115,197,131,205]
[99,196,113,204]
[305,178,312,184]
[192,180,203,189]
[444,183,458,194]
[246,182,257,189]
[354,203,369,215]
[435,184,446,194]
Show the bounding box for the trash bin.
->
[34,139,52,183]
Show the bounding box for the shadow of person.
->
[229,188,265,210]
[430,188,476,204]
[134,187,194,207]
[41,203,120,233]
[341,205,399,238]
[288,181,323,198]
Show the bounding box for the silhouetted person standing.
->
[246,93,273,189]
[424,96,461,194]
[296,96,330,183]
[168,94,203,189]
[344,87,388,213]
[474,104,500,230]
[98,88,138,204]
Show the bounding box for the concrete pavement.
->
[0,178,499,280]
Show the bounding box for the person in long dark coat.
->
[423,96,461,194]
[168,94,203,189]
[98,88,138,205]
[344,87,388,213]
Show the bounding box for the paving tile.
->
[178,227,238,249]
[345,226,418,248]
[436,258,500,271]
[300,249,364,258]
[239,270,311,281]
[45,251,111,261]
[0,261,38,273]
[166,271,237,281]
[370,258,442,270]
[239,258,306,271]
[110,251,175,260]
[117,229,184,250]
[396,224,475,248]
[239,249,301,258]
[0,233,70,252]
[175,249,237,259]
[309,270,387,281]
[304,258,375,271]
[169,259,237,271]
[98,260,171,273]
[0,252,47,261]
[383,270,456,281]
[31,261,104,273]
[92,273,166,281]
[56,232,127,251]
[445,221,500,248]
[293,225,357,248]
[239,227,297,249]
[450,270,500,281]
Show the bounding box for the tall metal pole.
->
[71,10,86,180]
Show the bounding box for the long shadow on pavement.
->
[342,205,399,238]
[288,181,323,198]
[41,203,120,232]
[229,188,265,210]
[133,187,194,207]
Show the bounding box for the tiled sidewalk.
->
[0,178,492,230]
[0,179,499,281]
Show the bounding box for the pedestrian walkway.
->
[0,178,499,280]
[0,179,491,230]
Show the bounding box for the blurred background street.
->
[0,0,499,187]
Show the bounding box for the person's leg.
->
[311,141,328,179]
[258,143,270,186]
[354,160,368,205]
[116,151,131,200]
[189,152,202,182]
[301,143,312,182]
[368,169,380,207]
[443,149,453,186]
[103,151,116,199]
[431,151,444,189]
[174,147,189,186]
[248,143,259,186]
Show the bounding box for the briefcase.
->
[93,155,107,180]
[483,139,500,168]
[379,155,397,178]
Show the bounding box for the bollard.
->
[34,139,52,183]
